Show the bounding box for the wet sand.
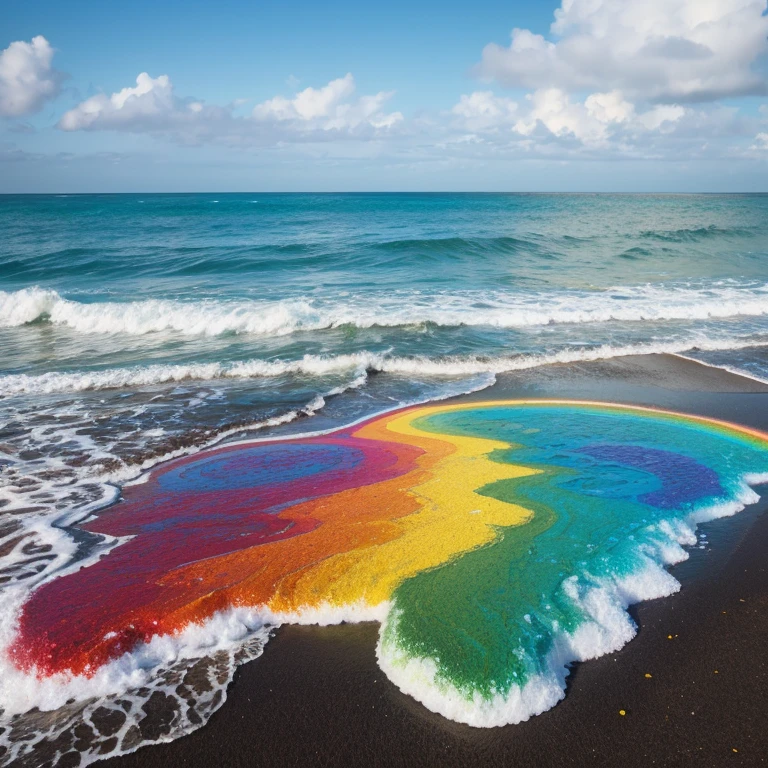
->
[105,354,768,767]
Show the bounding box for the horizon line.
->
[2,190,768,196]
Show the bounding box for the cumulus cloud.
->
[452,88,685,148]
[253,74,402,129]
[59,73,179,131]
[58,71,403,145]
[0,36,65,117]
[477,0,768,103]
[452,2,768,156]
[451,91,518,131]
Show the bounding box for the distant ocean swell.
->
[3,222,763,281]
[3,283,768,336]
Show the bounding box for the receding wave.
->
[4,337,767,396]
[2,283,768,338]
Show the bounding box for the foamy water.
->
[3,282,768,336]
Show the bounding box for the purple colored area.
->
[158,443,365,492]
[578,444,725,509]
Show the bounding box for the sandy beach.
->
[99,353,768,768]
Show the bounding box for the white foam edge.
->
[2,399,764,727]
[374,476,767,728]
[3,472,764,725]
[0,605,273,718]
[5,284,768,338]
[3,338,768,397]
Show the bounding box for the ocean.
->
[2,193,768,524]
[2,192,768,764]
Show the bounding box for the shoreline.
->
[91,353,768,766]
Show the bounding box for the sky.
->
[2,0,768,192]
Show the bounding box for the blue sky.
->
[2,0,768,191]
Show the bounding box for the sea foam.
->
[2,336,767,396]
[3,282,768,337]
[0,478,762,768]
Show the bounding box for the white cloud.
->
[478,0,768,102]
[59,73,178,130]
[253,73,402,129]
[451,91,518,131]
[255,74,355,120]
[751,131,768,150]
[513,88,607,143]
[452,87,686,148]
[0,36,64,117]
[636,105,687,131]
[585,91,635,124]
[58,71,402,144]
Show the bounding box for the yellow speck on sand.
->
[644,673,652,679]
[667,634,673,639]
[733,748,739,753]
[619,710,626,716]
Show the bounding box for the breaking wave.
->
[2,283,768,337]
[3,337,767,397]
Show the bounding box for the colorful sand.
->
[9,400,768,727]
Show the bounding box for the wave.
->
[639,224,755,243]
[372,235,546,258]
[3,337,767,397]
[2,283,768,338]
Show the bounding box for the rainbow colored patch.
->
[11,400,768,725]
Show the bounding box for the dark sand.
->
[105,354,768,768]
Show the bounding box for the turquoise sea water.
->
[0,194,766,502]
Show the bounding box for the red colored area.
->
[11,430,422,676]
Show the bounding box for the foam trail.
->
[376,482,763,728]
[2,400,768,767]
[3,283,768,336]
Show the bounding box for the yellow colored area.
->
[271,404,537,611]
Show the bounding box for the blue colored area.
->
[158,442,364,492]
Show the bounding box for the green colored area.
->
[384,405,768,699]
